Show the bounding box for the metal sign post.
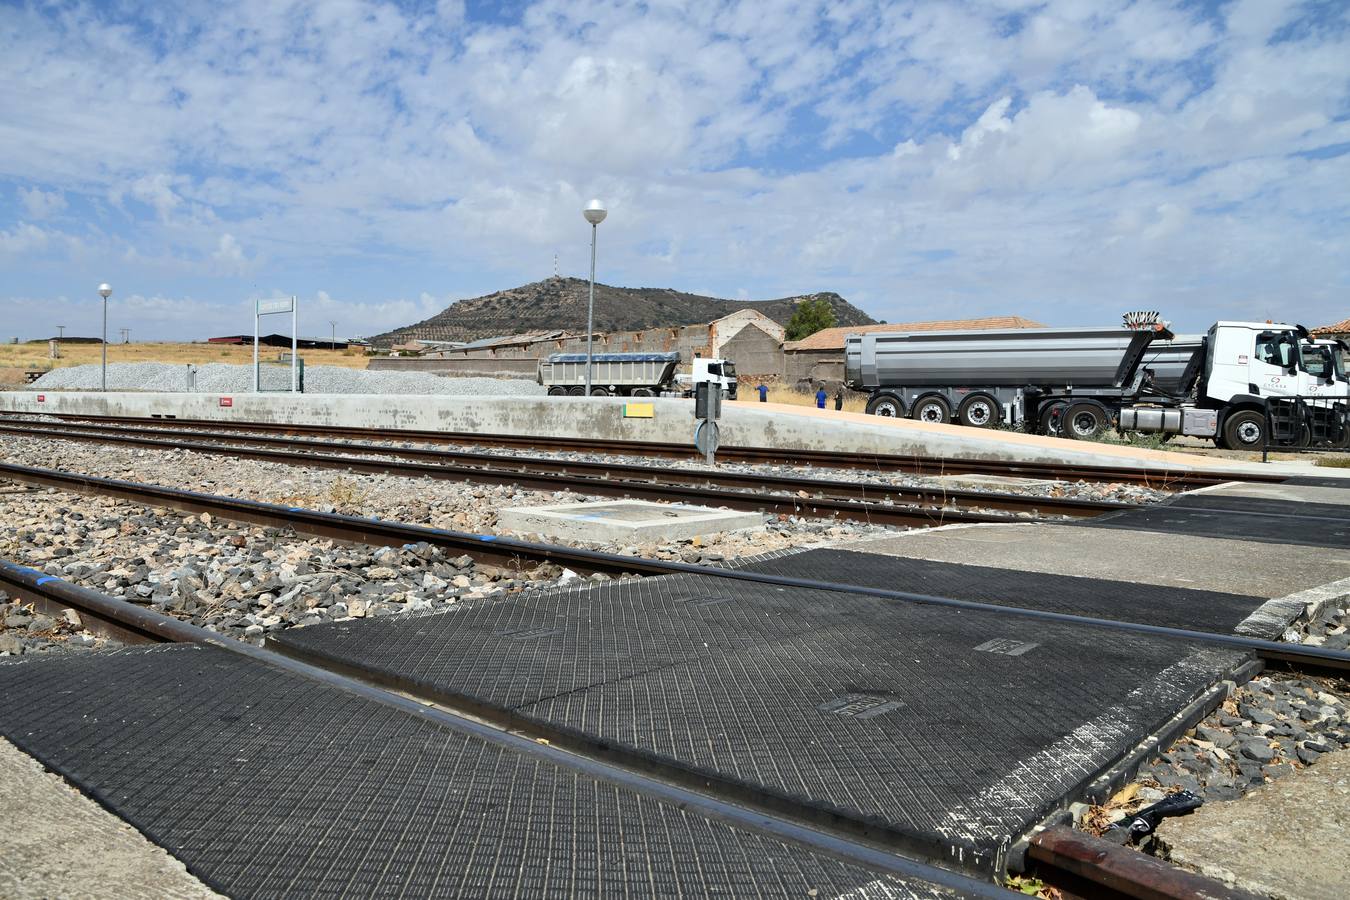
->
[693,381,722,466]
[254,296,298,393]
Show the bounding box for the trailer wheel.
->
[1062,402,1108,439]
[1037,401,1066,436]
[631,388,655,397]
[957,395,1000,428]
[589,386,611,396]
[1221,410,1266,449]
[910,396,951,424]
[865,395,905,417]
[566,386,585,396]
[547,386,567,396]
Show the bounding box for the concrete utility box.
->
[497,500,765,544]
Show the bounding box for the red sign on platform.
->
[219,397,233,408]
[36,394,45,402]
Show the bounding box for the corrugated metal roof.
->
[783,316,1046,351]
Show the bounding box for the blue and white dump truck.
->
[538,352,738,399]
[846,318,1350,448]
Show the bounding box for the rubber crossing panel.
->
[730,549,1263,633]
[274,550,1254,874]
[1080,496,1350,547]
[0,645,950,899]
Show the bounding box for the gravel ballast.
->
[29,362,545,396]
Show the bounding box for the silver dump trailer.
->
[848,327,1152,389]
[845,326,1161,432]
[1139,335,1204,395]
[538,351,680,397]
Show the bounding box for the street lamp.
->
[98,283,112,391]
[582,199,607,397]
[329,320,338,351]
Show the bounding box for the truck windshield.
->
[723,362,736,378]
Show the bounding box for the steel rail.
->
[1027,826,1262,899]
[0,419,1132,520]
[0,559,1014,898]
[0,409,1274,488]
[3,460,1346,677]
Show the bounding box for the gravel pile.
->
[29,362,544,396]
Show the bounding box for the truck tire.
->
[547,386,566,396]
[566,386,585,396]
[1221,410,1266,450]
[866,395,905,417]
[589,386,611,396]
[910,396,951,424]
[1062,402,1108,439]
[631,388,655,397]
[957,395,1000,428]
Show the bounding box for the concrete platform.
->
[272,551,1270,875]
[1160,749,1350,900]
[0,737,218,900]
[0,389,1263,472]
[0,646,951,899]
[848,522,1350,598]
[498,499,765,543]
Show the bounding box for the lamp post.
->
[98,283,112,391]
[582,199,607,396]
[329,320,338,351]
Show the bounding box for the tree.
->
[785,296,838,341]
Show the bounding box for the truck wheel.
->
[631,388,655,397]
[1062,402,1107,439]
[547,386,566,396]
[865,395,905,417]
[910,396,951,424]
[957,395,1000,428]
[1221,410,1266,450]
[589,386,610,396]
[566,386,585,396]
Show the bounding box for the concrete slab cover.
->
[0,647,944,899]
[498,499,765,543]
[273,552,1256,874]
[1160,749,1350,900]
[1081,498,1350,549]
[0,737,219,900]
[846,523,1350,599]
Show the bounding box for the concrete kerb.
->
[0,390,1254,474]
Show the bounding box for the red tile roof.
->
[1312,318,1350,335]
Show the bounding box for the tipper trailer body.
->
[538,352,738,399]
[846,321,1350,448]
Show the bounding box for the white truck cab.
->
[675,357,738,400]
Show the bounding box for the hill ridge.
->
[369,277,876,347]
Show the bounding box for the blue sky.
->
[2,0,1348,341]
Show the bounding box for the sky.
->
[1,0,1348,341]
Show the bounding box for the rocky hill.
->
[368,277,876,347]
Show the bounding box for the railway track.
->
[2,459,1345,679]
[2,470,1324,899]
[0,419,1137,527]
[0,409,1275,489]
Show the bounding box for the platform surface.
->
[273,550,1261,873]
[0,645,948,899]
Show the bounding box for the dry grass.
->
[0,341,370,383]
[744,384,871,414]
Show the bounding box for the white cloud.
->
[0,0,1346,338]
[19,187,66,219]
